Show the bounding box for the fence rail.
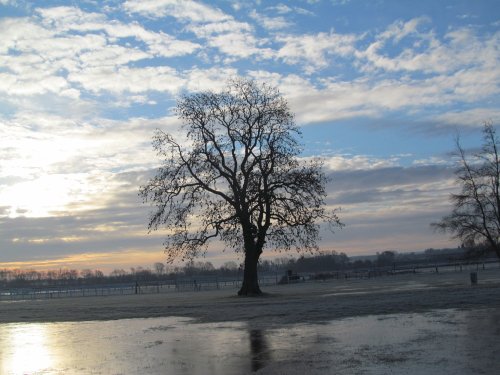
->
[0,275,280,301]
[1,260,498,302]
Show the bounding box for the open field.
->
[1,268,499,326]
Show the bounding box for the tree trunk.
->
[494,244,500,260]
[238,249,262,296]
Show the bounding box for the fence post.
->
[470,272,478,285]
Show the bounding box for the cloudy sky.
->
[1,0,499,272]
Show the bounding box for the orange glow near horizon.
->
[0,250,170,273]
[0,248,246,274]
[0,234,456,274]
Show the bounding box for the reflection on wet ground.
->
[0,308,499,374]
[320,279,465,298]
[249,329,271,372]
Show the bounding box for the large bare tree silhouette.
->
[140,79,342,295]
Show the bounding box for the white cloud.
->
[0,109,185,219]
[35,6,201,58]
[270,4,292,14]
[0,17,55,54]
[324,155,400,171]
[104,22,201,57]
[113,95,157,107]
[187,18,274,61]
[457,13,479,20]
[433,108,500,128]
[412,157,452,166]
[0,71,72,97]
[184,67,239,92]
[379,16,430,42]
[249,66,500,126]
[36,6,107,31]
[123,0,230,23]
[249,72,382,123]
[276,31,358,72]
[358,19,500,75]
[78,45,150,68]
[249,9,292,30]
[0,7,204,102]
[206,31,272,59]
[188,19,252,38]
[68,66,184,94]
[66,65,241,95]
[268,4,314,16]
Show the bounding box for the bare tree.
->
[140,79,342,295]
[222,261,238,271]
[433,122,500,258]
[154,262,165,275]
[81,269,94,279]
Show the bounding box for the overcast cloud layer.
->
[1,0,499,271]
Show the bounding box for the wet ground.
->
[2,268,500,325]
[1,308,499,374]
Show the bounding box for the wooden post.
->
[470,272,478,285]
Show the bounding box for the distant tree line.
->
[0,260,240,288]
[1,246,494,289]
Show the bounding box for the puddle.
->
[0,308,499,374]
[321,282,432,297]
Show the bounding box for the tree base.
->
[237,285,263,296]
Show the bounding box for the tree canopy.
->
[140,78,342,294]
[433,122,500,259]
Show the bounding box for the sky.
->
[1,0,499,273]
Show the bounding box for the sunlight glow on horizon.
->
[0,249,168,272]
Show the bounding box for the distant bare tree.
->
[222,261,238,271]
[433,122,500,259]
[154,262,165,275]
[94,270,104,278]
[140,78,342,295]
[376,250,396,267]
[81,269,93,279]
[110,269,127,277]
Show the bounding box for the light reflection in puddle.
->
[320,281,432,297]
[2,324,53,373]
[0,308,498,374]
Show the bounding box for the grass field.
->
[1,267,499,326]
